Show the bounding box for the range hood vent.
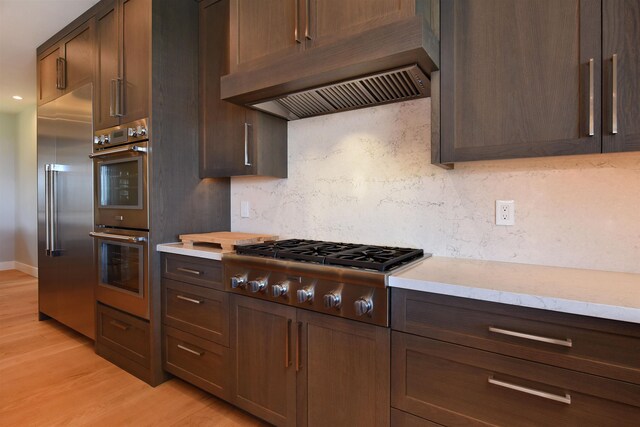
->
[251,65,429,121]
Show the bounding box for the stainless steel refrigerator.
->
[37,84,95,339]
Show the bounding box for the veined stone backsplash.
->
[231,98,640,274]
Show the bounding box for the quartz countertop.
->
[389,257,640,324]
[156,242,225,261]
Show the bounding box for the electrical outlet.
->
[241,201,250,218]
[496,200,515,225]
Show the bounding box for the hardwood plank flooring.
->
[0,270,265,426]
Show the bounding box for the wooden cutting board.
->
[178,231,278,252]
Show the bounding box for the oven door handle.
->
[89,145,147,158]
[89,231,147,243]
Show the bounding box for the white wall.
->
[231,98,640,274]
[0,112,17,264]
[15,106,37,272]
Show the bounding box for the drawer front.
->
[391,332,640,427]
[164,326,231,400]
[392,289,640,384]
[97,303,150,368]
[162,253,223,290]
[162,279,229,346]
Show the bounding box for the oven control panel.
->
[94,118,149,150]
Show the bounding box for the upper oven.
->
[91,119,149,230]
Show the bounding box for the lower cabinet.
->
[230,294,391,427]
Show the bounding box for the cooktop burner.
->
[236,239,426,272]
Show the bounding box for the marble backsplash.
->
[230,98,640,274]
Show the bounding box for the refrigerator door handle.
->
[44,164,51,256]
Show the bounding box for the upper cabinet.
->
[434,0,640,166]
[37,19,94,106]
[95,0,150,130]
[200,0,287,178]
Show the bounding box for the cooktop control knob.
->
[354,298,373,316]
[248,278,267,293]
[323,292,341,309]
[271,281,289,298]
[230,275,247,289]
[296,287,314,304]
[128,127,137,137]
[94,136,100,145]
[99,134,109,144]
[137,125,147,136]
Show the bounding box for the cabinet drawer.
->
[162,254,223,289]
[391,332,640,427]
[392,289,640,384]
[96,303,150,368]
[162,278,229,346]
[164,326,231,400]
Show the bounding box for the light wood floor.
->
[0,270,265,426]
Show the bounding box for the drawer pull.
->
[176,267,202,276]
[488,327,572,348]
[177,344,203,356]
[109,320,130,331]
[176,295,203,304]
[488,376,571,405]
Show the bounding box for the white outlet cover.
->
[241,201,250,218]
[496,200,515,226]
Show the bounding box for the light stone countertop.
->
[389,257,640,324]
[156,242,225,261]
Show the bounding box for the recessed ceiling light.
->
[12,95,23,100]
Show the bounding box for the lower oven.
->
[91,228,149,319]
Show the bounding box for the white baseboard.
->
[0,261,38,277]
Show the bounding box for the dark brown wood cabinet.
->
[230,294,390,427]
[390,289,640,426]
[200,0,287,178]
[37,19,94,106]
[434,0,640,165]
[94,0,150,130]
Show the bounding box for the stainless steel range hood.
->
[251,65,429,120]
[220,15,440,121]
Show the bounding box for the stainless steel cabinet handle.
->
[285,319,292,368]
[176,295,203,304]
[89,145,147,158]
[176,267,202,276]
[294,0,301,43]
[110,79,117,117]
[244,123,252,166]
[109,319,130,331]
[488,326,572,347]
[177,344,203,356]
[89,231,146,243]
[56,57,66,89]
[612,54,618,135]
[295,321,302,372]
[488,376,571,404]
[304,0,311,40]
[588,58,594,136]
[115,78,124,117]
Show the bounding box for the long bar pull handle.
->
[56,58,66,89]
[115,78,124,117]
[489,327,572,348]
[44,165,51,255]
[109,319,130,331]
[110,79,116,117]
[177,344,203,357]
[304,0,311,40]
[612,54,618,135]
[294,0,301,43]
[295,321,302,372]
[176,267,202,276]
[176,295,203,304]
[588,58,594,136]
[488,377,571,404]
[89,231,147,243]
[50,167,58,255]
[244,123,252,166]
[88,144,147,158]
[285,319,292,367]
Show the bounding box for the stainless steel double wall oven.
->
[91,118,150,319]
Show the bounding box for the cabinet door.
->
[603,0,640,153]
[297,310,390,427]
[305,0,414,49]
[120,0,150,123]
[37,45,63,105]
[440,0,601,163]
[229,0,302,71]
[231,295,297,427]
[62,20,94,93]
[95,0,120,130]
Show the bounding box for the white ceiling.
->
[0,0,99,114]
